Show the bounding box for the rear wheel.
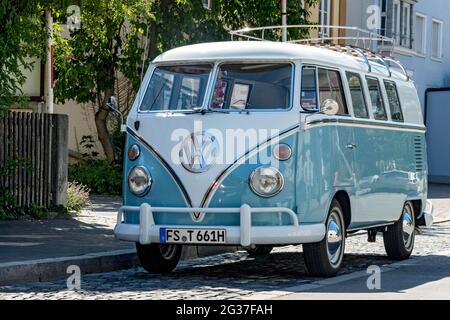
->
[383,201,415,260]
[246,245,274,256]
[136,243,182,273]
[303,199,346,277]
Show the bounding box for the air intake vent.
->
[413,135,424,172]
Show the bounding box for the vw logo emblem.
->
[179,132,219,173]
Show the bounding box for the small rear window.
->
[384,80,404,122]
[366,77,387,121]
[346,72,369,119]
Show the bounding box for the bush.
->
[68,160,122,195]
[67,182,92,212]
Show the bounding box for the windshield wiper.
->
[186,107,231,115]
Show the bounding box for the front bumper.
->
[114,204,326,247]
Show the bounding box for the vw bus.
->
[113,26,434,277]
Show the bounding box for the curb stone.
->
[0,246,239,286]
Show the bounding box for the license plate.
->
[160,228,226,244]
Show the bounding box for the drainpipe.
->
[281,0,287,42]
[45,9,54,114]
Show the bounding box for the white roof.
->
[153,41,407,80]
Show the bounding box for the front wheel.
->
[383,201,415,260]
[303,199,346,277]
[136,243,182,274]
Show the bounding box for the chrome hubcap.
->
[402,205,415,250]
[326,210,344,266]
[159,244,177,260]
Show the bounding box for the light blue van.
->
[112,32,434,277]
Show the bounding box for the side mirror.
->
[106,96,126,132]
[320,99,340,116]
[107,96,119,112]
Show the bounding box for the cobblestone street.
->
[1,220,449,300]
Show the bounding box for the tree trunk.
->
[95,107,115,162]
[95,87,115,162]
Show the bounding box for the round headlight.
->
[128,144,141,161]
[128,166,151,196]
[249,167,284,197]
[273,144,292,161]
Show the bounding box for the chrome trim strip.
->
[306,118,427,133]
[347,222,395,233]
[126,128,193,207]
[200,124,300,207]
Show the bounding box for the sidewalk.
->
[0,196,139,285]
[0,196,130,264]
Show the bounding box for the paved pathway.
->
[0,196,130,264]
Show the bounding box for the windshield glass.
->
[140,64,212,111]
[211,63,292,111]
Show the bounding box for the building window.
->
[380,0,387,36]
[401,2,411,47]
[415,13,427,55]
[319,0,331,37]
[391,0,413,49]
[431,19,443,59]
[202,0,211,10]
[393,0,401,44]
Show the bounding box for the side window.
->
[384,80,404,122]
[346,72,369,119]
[318,68,348,115]
[301,67,318,110]
[366,77,387,120]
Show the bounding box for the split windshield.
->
[211,63,292,110]
[140,64,212,111]
[139,63,292,112]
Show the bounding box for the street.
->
[0,190,449,299]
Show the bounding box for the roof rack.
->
[230,25,409,81]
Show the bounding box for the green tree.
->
[0,0,46,115]
[54,0,317,161]
[53,0,154,161]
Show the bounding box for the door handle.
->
[346,144,357,150]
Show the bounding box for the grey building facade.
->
[345,0,450,183]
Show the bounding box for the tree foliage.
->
[0,0,46,114]
[3,0,318,158]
